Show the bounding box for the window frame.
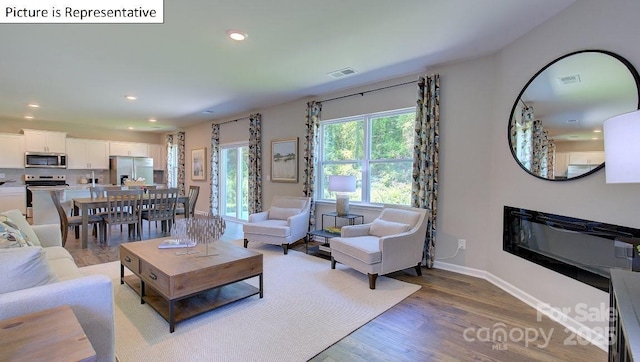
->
[317,107,415,206]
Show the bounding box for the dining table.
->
[72,195,190,248]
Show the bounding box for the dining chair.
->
[141,188,179,239]
[175,185,199,218]
[50,190,104,246]
[102,189,144,245]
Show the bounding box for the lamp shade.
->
[603,110,640,183]
[328,175,356,193]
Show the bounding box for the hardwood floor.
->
[63,220,606,362]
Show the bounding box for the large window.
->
[319,108,415,206]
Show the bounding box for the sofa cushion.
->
[0,215,32,248]
[369,219,410,238]
[330,236,382,264]
[244,219,290,237]
[0,247,57,294]
[269,207,301,220]
[1,209,41,246]
[44,246,75,262]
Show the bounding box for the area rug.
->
[80,240,421,362]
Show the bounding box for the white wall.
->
[182,0,640,339]
[485,0,640,333]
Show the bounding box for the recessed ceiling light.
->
[592,137,599,140]
[27,103,39,108]
[227,30,247,41]
[149,119,157,122]
[24,115,33,119]
[125,95,137,100]
[593,129,602,133]
[128,126,134,130]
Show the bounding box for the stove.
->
[25,174,67,217]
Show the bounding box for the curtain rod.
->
[319,80,417,104]
[216,116,249,125]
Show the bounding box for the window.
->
[319,108,415,206]
[166,142,178,189]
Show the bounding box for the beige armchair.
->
[243,196,311,255]
[330,205,427,289]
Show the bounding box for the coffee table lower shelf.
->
[122,275,261,332]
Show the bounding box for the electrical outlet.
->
[458,239,466,250]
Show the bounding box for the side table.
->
[0,305,97,361]
[307,212,364,255]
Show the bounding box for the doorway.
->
[220,144,249,221]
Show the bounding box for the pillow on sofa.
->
[269,207,301,220]
[0,209,41,246]
[0,247,57,294]
[369,219,410,237]
[0,215,32,248]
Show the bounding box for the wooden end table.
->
[0,305,96,361]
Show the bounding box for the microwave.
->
[25,152,67,169]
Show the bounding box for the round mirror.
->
[508,50,640,181]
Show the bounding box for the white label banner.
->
[0,0,164,23]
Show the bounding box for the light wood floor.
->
[63,220,606,362]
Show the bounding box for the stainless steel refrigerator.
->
[109,157,154,185]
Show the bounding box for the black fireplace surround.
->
[503,206,640,292]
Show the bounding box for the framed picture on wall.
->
[191,147,206,181]
[271,138,298,183]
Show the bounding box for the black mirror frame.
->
[508,49,640,181]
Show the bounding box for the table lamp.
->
[329,175,356,216]
[603,110,640,184]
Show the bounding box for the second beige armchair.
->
[243,196,311,255]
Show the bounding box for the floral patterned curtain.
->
[210,124,220,215]
[177,132,185,196]
[303,101,322,230]
[411,74,440,268]
[166,132,185,195]
[532,119,555,178]
[248,113,263,214]
[513,106,534,171]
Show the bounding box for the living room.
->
[1,0,639,360]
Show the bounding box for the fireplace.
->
[503,206,640,292]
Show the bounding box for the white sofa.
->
[243,196,311,254]
[0,209,115,362]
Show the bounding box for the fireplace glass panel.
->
[503,206,640,292]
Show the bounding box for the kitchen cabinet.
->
[0,133,25,168]
[568,151,604,165]
[22,129,67,153]
[66,138,110,169]
[109,141,148,157]
[0,187,26,214]
[554,152,569,178]
[148,144,166,170]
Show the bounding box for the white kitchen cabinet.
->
[66,138,110,169]
[568,151,605,165]
[0,187,26,214]
[22,129,67,153]
[109,141,148,157]
[0,133,25,168]
[148,144,166,170]
[554,152,569,178]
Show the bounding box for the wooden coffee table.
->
[120,238,263,332]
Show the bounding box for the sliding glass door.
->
[220,144,249,221]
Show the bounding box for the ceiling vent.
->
[558,74,581,85]
[328,67,358,79]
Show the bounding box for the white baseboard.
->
[433,260,608,352]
